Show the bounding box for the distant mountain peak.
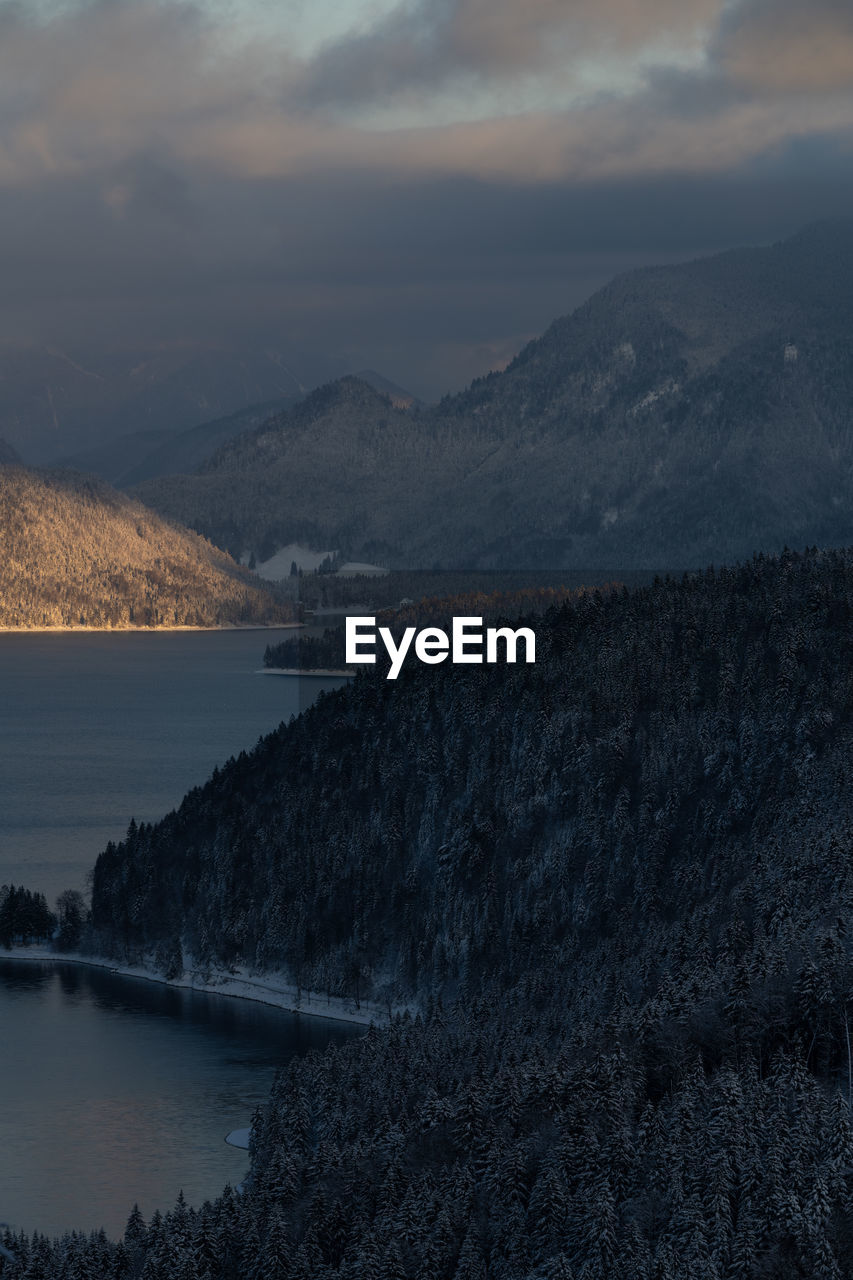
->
[136,222,853,570]
[351,370,419,408]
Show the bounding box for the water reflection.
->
[0,958,362,1239]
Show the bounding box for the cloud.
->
[0,0,850,417]
[717,0,853,94]
[0,0,848,190]
[294,0,722,108]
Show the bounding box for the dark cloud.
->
[0,0,849,420]
[2,160,851,403]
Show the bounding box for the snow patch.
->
[629,379,679,416]
[247,545,388,580]
[253,544,338,579]
[225,1128,251,1150]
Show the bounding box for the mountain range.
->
[0,340,341,464]
[50,369,417,491]
[58,398,297,489]
[135,220,853,570]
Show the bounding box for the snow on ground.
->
[253,544,337,579]
[225,1129,250,1149]
[247,542,388,581]
[0,946,398,1027]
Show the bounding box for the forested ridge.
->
[137,220,853,570]
[0,464,294,628]
[3,547,849,1275]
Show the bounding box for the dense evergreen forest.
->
[0,465,295,628]
[263,627,351,671]
[4,548,853,1276]
[0,885,54,948]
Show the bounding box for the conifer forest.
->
[5,547,853,1277]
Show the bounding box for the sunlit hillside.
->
[0,465,294,629]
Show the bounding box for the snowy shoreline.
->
[225,1129,251,1150]
[0,946,388,1027]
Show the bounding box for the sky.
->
[0,0,852,401]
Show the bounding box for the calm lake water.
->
[0,628,345,905]
[0,629,354,1239]
[0,958,361,1238]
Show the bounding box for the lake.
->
[0,628,346,906]
[0,958,361,1238]
[0,628,354,1239]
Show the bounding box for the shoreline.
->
[0,946,392,1027]
[260,666,355,677]
[0,622,303,635]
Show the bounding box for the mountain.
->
[57,428,174,486]
[0,464,294,628]
[0,340,341,465]
[60,546,853,1277]
[0,437,20,465]
[353,368,420,408]
[59,398,298,488]
[135,375,481,563]
[136,220,853,569]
